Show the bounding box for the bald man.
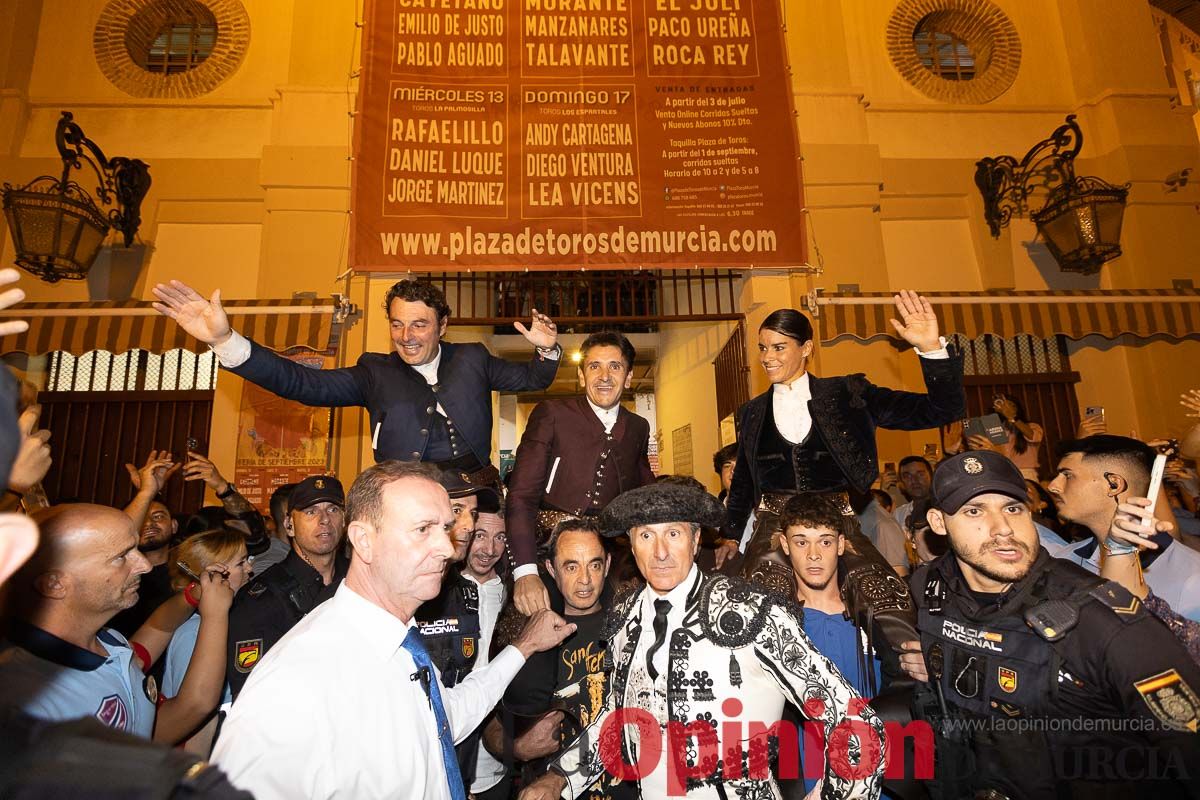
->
[0,504,232,742]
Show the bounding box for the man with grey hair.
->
[520,482,884,800]
[213,461,576,800]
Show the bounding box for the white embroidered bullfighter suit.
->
[553,572,885,799]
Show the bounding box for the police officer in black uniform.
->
[414,470,500,786]
[226,475,349,701]
[911,450,1200,800]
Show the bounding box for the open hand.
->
[126,450,180,494]
[513,308,558,350]
[888,290,941,353]
[1182,389,1200,418]
[152,280,232,346]
[0,268,29,337]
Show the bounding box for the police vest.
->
[417,577,481,688]
[915,563,1111,799]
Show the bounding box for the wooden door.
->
[38,390,214,510]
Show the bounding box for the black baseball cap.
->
[931,451,1028,515]
[287,475,345,513]
[438,469,500,513]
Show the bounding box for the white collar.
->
[642,564,700,609]
[462,572,503,588]
[410,346,442,384]
[772,371,810,396]
[334,583,415,661]
[586,398,621,425]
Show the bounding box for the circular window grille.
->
[887,0,1021,103]
[94,0,249,98]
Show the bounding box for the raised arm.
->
[482,307,562,392]
[123,451,180,528]
[153,567,235,744]
[153,279,369,407]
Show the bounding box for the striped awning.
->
[816,289,1200,344]
[0,298,350,357]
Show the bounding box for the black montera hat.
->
[932,451,1028,515]
[598,483,726,537]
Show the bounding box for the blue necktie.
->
[402,627,467,800]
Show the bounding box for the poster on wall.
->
[233,353,333,515]
[351,0,806,270]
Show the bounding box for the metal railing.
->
[411,269,745,332]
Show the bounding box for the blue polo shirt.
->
[1050,534,1200,622]
[162,614,232,705]
[0,620,156,737]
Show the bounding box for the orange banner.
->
[233,353,333,514]
[351,0,806,270]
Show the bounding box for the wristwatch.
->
[216,482,237,500]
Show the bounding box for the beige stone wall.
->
[1,0,1199,490]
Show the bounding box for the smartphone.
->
[964,413,1009,445]
[1084,406,1104,419]
[883,462,897,474]
[1145,454,1168,518]
[186,436,202,454]
[924,443,940,460]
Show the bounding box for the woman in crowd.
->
[161,528,252,752]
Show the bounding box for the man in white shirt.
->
[520,482,884,800]
[1047,434,1200,621]
[462,510,509,797]
[212,461,575,800]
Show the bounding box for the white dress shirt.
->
[771,340,950,444]
[635,565,700,680]
[212,583,525,800]
[464,574,508,793]
[586,398,620,434]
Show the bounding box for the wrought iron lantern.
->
[975,115,1129,275]
[2,111,151,283]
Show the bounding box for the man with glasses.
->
[225,474,349,700]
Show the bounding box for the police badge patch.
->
[462,637,475,659]
[1134,669,1200,732]
[998,666,1017,693]
[236,639,263,673]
